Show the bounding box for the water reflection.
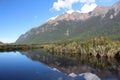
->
[21,49,120,80]
[0,52,71,80]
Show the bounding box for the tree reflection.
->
[21,49,120,79]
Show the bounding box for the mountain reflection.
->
[21,49,120,79]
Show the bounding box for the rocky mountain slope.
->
[16,1,120,44]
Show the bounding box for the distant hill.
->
[16,0,120,44]
[0,41,3,44]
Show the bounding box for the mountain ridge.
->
[16,1,120,44]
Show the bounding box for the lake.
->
[0,49,119,80]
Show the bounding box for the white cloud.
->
[69,73,77,77]
[80,0,95,3]
[79,72,101,80]
[53,0,79,11]
[51,0,97,13]
[52,0,96,11]
[81,3,97,13]
[66,9,75,14]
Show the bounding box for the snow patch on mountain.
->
[49,15,58,20]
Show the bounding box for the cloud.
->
[69,73,77,77]
[80,0,95,3]
[52,0,79,11]
[81,3,97,13]
[51,0,97,13]
[66,9,75,14]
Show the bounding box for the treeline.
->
[1,36,120,58]
[0,44,43,52]
[41,36,120,58]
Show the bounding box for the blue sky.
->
[0,0,118,43]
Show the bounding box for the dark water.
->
[0,50,119,80]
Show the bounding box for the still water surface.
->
[0,50,119,80]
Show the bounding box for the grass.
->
[1,36,120,58]
[41,36,120,57]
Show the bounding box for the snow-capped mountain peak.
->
[49,15,58,21]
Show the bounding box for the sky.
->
[0,0,118,43]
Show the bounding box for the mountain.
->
[16,1,120,44]
[0,41,3,44]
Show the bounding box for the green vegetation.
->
[1,36,120,58]
[0,43,43,52]
[16,10,120,44]
[41,36,120,57]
